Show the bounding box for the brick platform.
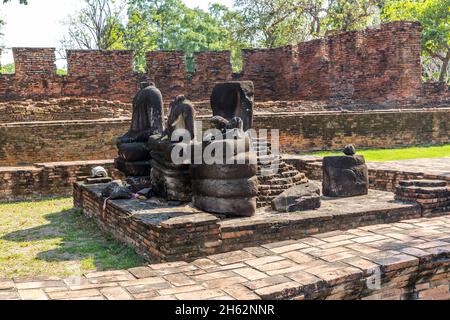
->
[74,182,422,262]
[0,160,123,202]
[2,215,449,300]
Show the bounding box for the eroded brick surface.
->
[3,215,449,300]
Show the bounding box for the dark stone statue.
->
[166,95,196,140]
[146,96,196,202]
[118,81,164,145]
[115,81,164,179]
[322,146,369,197]
[210,81,254,131]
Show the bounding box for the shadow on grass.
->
[1,206,147,272]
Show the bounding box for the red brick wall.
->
[0,109,448,166]
[1,22,447,105]
[0,160,123,201]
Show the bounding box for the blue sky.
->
[0,0,233,65]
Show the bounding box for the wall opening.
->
[0,48,15,74]
[55,49,68,75]
[133,52,148,73]
[231,48,243,74]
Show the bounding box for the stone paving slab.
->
[2,215,450,300]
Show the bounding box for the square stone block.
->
[322,155,369,197]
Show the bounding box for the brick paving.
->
[368,157,450,181]
[1,215,449,300]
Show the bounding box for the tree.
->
[126,0,243,72]
[1,0,28,29]
[233,0,311,48]
[60,0,126,53]
[323,0,382,34]
[382,0,450,82]
[232,0,383,47]
[2,0,28,3]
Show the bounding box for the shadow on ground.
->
[1,201,147,276]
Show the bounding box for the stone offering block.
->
[272,182,321,213]
[322,155,369,197]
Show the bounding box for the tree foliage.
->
[53,0,448,82]
[126,0,241,71]
[1,0,28,28]
[382,0,450,82]
[60,0,126,54]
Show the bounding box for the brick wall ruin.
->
[0,109,448,167]
[0,160,122,201]
[1,22,448,105]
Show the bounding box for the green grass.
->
[0,198,146,278]
[310,144,450,162]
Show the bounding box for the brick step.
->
[281,170,299,178]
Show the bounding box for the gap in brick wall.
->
[0,48,15,74]
[132,52,148,74]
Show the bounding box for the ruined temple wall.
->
[0,109,448,166]
[0,119,130,166]
[64,50,142,101]
[146,50,186,102]
[0,22,448,104]
[190,51,232,100]
[145,50,233,102]
[272,22,423,102]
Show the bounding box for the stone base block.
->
[151,160,192,202]
[193,196,257,217]
[322,155,369,197]
[114,157,151,177]
[126,176,152,193]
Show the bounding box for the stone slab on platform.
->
[74,181,422,262]
[6,215,450,300]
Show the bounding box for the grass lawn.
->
[310,144,450,162]
[0,198,146,279]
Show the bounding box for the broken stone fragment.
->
[101,181,133,199]
[137,188,153,199]
[271,182,321,213]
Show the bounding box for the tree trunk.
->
[439,52,450,82]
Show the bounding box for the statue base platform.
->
[74,181,422,262]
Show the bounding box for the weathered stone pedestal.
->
[148,136,192,202]
[151,159,192,202]
[323,153,369,197]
